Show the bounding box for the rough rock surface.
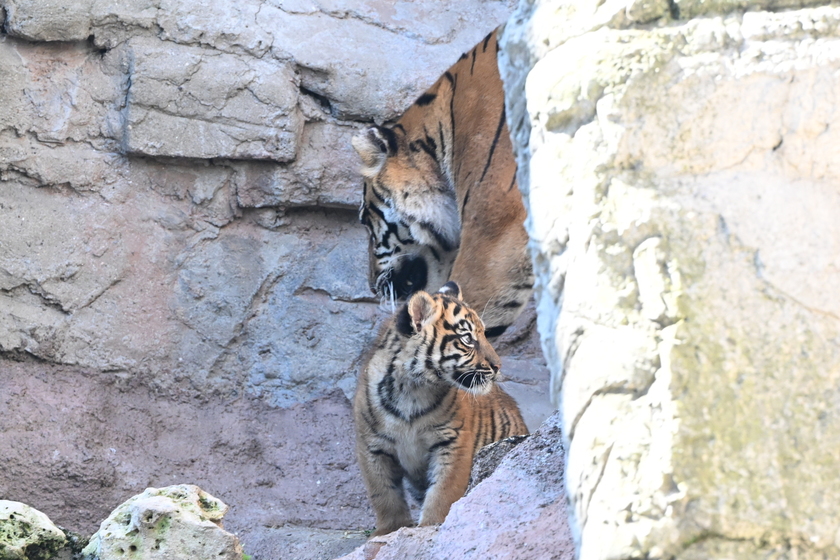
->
[0,0,516,404]
[0,501,66,560]
[501,1,840,558]
[0,0,560,554]
[337,411,574,560]
[0,311,551,557]
[465,435,528,494]
[81,485,242,560]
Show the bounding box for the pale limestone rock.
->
[501,1,840,558]
[0,501,66,560]
[81,485,241,560]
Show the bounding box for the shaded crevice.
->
[567,383,643,442]
[580,442,613,533]
[667,0,680,20]
[293,286,378,304]
[300,85,333,116]
[2,283,71,316]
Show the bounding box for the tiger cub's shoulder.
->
[353,282,527,536]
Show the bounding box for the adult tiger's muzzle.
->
[373,255,428,301]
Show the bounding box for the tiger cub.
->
[353,281,528,536]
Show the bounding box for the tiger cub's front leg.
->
[356,442,414,536]
[417,430,474,526]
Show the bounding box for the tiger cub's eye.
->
[460,334,473,346]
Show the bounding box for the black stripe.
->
[409,387,452,422]
[370,448,399,463]
[378,372,406,421]
[499,410,511,438]
[507,171,517,192]
[473,407,484,455]
[438,123,447,167]
[417,221,455,253]
[393,123,406,134]
[424,133,437,157]
[470,48,477,75]
[415,138,437,161]
[440,353,463,364]
[484,325,510,338]
[448,74,456,162]
[416,92,437,106]
[429,437,456,453]
[501,300,522,309]
[460,186,471,222]
[490,409,497,442]
[482,32,492,52]
[370,185,387,205]
[479,107,507,184]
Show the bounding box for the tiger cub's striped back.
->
[353,281,527,536]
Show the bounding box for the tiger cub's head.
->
[395,282,501,395]
[352,125,459,302]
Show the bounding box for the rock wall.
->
[501,1,840,558]
[0,0,556,554]
[0,0,515,404]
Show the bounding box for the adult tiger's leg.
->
[357,445,414,536]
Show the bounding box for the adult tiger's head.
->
[395,281,500,395]
[352,125,459,302]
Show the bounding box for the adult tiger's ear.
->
[407,291,437,334]
[352,126,397,177]
[438,281,462,300]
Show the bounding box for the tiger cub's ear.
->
[352,126,396,178]
[438,281,462,300]
[407,291,437,334]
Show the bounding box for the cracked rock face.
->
[0,0,515,404]
[501,1,840,559]
[81,485,242,560]
[0,0,541,553]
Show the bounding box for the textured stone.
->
[0,39,126,146]
[466,435,528,493]
[81,485,242,560]
[123,38,302,161]
[3,0,93,42]
[0,501,66,560]
[500,2,840,558]
[234,122,363,208]
[0,1,554,556]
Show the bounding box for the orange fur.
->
[353,30,533,338]
[353,283,527,536]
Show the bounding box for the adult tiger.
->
[354,281,527,536]
[352,30,533,338]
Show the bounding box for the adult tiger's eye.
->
[460,334,473,346]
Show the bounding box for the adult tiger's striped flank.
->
[353,281,527,536]
[353,29,534,339]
